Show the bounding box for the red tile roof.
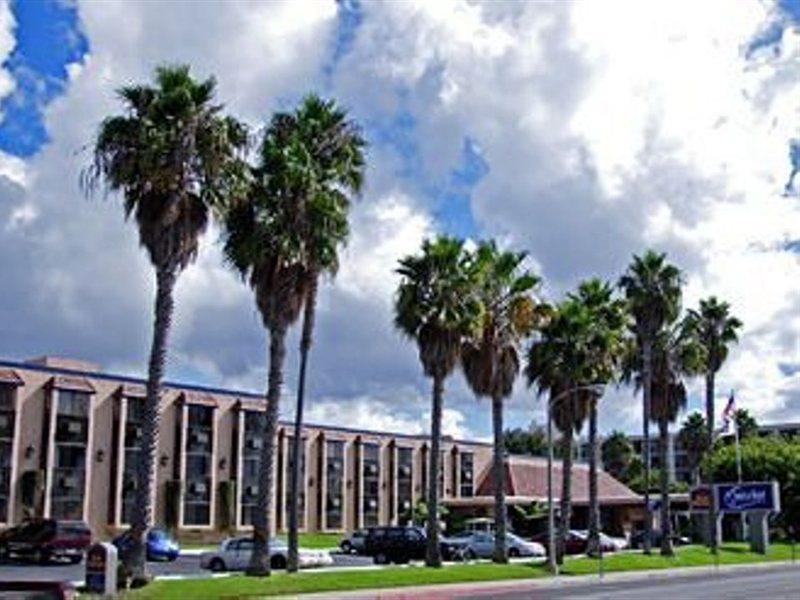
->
[475,455,641,506]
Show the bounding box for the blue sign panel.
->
[714,482,780,513]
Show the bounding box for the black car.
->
[0,519,91,564]
[630,530,690,549]
[364,526,455,564]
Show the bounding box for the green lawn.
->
[562,542,798,575]
[114,543,798,600]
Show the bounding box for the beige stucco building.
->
[0,356,493,540]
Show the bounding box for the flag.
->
[718,391,737,437]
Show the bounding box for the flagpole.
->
[732,390,747,540]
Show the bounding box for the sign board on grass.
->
[714,481,780,513]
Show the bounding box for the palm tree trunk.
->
[425,374,444,568]
[642,338,653,555]
[287,278,318,573]
[128,267,176,582]
[587,397,600,557]
[557,432,573,566]
[247,324,287,576]
[491,394,508,563]
[659,417,674,556]
[705,371,717,552]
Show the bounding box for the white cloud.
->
[0,0,16,110]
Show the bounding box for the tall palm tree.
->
[684,296,742,551]
[526,300,589,565]
[618,250,682,554]
[678,412,708,485]
[84,65,248,581]
[461,241,542,563]
[568,280,626,556]
[221,113,316,576]
[394,236,480,567]
[279,95,366,572]
[633,324,701,555]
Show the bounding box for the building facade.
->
[0,356,492,540]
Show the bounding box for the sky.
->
[0,0,798,442]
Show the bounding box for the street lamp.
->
[546,383,606,575]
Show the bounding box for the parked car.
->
[572,530,624,553]
[0,519,91,564]
[339,529,368,555]
[200,537,333,572]
[364,526,455,564]
[111,528,179,562]
[531,529,588,555]
[447,531,546,559]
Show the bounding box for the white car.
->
[447,531,546,559]
[200,537,333,572]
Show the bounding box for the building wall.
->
[0,358,491,540]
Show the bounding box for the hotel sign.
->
[714,482,780,513]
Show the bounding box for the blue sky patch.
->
[0,0,87,157]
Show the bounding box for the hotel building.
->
[0,355,493,540]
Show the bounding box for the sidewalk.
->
[302,559,799,599]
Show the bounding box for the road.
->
[0,551,373,583]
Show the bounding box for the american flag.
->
[719,391,737,436]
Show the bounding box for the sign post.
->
[85,542,118,596]
[713,482,780,554]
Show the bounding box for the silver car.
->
[200,537,333,571]
[450,531,546,559]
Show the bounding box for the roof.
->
[474,455,642,506]
[0,368,23,386]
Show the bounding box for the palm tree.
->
[278,95,366,572]
[84,65,248,581]
[221,112,317,576]
[678,412,708,485]
[684,296,742,551]
[568,280,626,556]
[602,431,634,481]
[619,250,682,554]
[648,325,701,555]
[461,241,542,563]
[526,300,589,565]
[394,236,480,567]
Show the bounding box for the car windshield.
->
[506,533,524,543]
[149,529,168,540]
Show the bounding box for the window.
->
[362,443,380,527]
[0,384,15,522]
[121,398,144,524]
[287,436,307,529]
[183,404,213,526]
[459,453,474,498]
[397,447,413,522]
[325,440,344,529]
[240,411,263,526]
[51,390,90,520]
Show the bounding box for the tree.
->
[84,65,248,582]
[526,300,590,565]
[684,296,742,551]
[222,109,323,575]
[734,408,759,439]
[678,412,709,485]
[394,236,480,567]
[461,241,542,563]
[567,279,626,556]
[504,422,548,456]
[602,431,634,481]
[619,250,682,554]
[276,95,366,572]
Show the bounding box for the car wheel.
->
[209,558,226,572]
[32,549,48,565]
[465,548,477,560]
[68,555,83,565]
[509,547,520,558]
[373,552,388,565]
[341,541,352,554]
[270,555,287,570]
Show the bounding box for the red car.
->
[0,519,91,564]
